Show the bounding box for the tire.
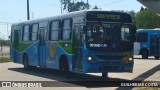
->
[141,50,149,59]
[60,57,70,78]
[23,55,31,70]
[102,72,108,79]
[154,56,159,59]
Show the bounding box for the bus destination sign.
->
[97,14,120,20]
[86,11,132,23]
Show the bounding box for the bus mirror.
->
[83,34,86,40]
[8,36,10,39]
[132,25,136,42]
[83,26,86,34]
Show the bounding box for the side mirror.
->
[83,26,86,34]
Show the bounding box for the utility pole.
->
[6,23,9,40]
[27,0,30,20]
[0,32,3,56]
[87,0,89,9]
[61,0,62,14]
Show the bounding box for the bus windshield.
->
[86,22,133,52]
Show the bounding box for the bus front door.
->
[73,24,83,71]
[39,26,47,67]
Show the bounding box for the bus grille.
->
[99,66,119,71]
[96,55,124,60]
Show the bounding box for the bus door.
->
[150,35,160,55]
[39,23,47,67]
[13,30,19,62]
[73,24,83,71]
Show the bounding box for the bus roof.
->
[137,29,160,33]
[12,10,131,25]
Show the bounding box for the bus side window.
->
[31,24,39,41]
[22,25,30,42]
[50,21,60,41]
[62,19,72,41]
[137,33,147,42]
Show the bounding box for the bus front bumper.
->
[84,63,133,73]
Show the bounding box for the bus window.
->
[62,19,71,40]
[121,25,130,41]
[22,25,30,41]
[50,21,59,41]
[87,23,106,42]
[31,24,38,41]
[137,33,147,42]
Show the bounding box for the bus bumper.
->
[84,63,133,73]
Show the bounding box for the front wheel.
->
[102,72,108,79]
[60,57,70,78]
[154,56,159,59]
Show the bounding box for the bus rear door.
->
[39,22,47,67]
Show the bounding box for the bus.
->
[134,29,160,59]
[10,10,136,78]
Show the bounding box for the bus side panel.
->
[26,42,39,66]
[10,47,22,64]
[45,41,73,71]
[45,41,59,69]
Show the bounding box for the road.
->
[0,56,160,90]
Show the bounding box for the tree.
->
[93,5,98,9]
[61,0,90,12]
[135,9,160,29]
[140,6,145,11]
[127,10,136,25]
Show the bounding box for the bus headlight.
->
[88,57,92,61]
[87,56,96,63]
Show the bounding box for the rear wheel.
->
[154,56,159,59]
[141,50,149,59]
[23,55,31,70]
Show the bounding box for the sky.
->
[0,0,145,40]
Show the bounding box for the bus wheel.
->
[23,55,31,70]
[154,56,159,59]
[60,57,70,78]
[102,72,108,79]
[141,50,148,59]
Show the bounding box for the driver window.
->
[121,25,130,41]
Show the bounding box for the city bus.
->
[134,29,160,59]
[10,10,136,78]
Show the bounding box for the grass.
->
[0,57,10,63]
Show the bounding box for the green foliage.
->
[0,57,10,63]
[61,0,89,12]
[127,10,136,25]
[135,9,160,29]
[0,40,10,46]
[93,5,98,9]
[140,6,145,11]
